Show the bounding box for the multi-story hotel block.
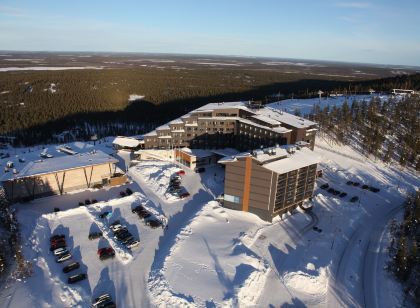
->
[143,101,317,151]
[219,145,319,221]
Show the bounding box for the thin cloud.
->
[335,2,372,9]
[0,6,25,17]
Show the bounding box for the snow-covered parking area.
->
[1,137,419,307]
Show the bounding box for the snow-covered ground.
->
[268,94,398,116]
[0,67,104,72]
[0,132,418,307]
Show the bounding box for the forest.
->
[0,67,420,145]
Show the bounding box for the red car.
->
[50,238,66,245]
[176,170,185,176]
[97,247,114,256]
[178,192,190,199]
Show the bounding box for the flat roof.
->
[178,147,214,158]
[257,107,317,128]
[250,114,280,126]
[1,150,118,181]
[112,136,141,148]
[263,148,320,174]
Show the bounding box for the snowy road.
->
[362,204,404,308]
[328,203,404,308]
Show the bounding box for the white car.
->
[56,253,71,263]
[92,294,111,306]
[126,240,140,249]
[53,247,68,256]
[110,224,123,232]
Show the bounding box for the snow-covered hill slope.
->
[1,137,418,307]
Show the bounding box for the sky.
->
[0,0,419,66]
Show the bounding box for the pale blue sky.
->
[0,0,419,65]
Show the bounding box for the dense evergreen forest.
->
[311,95,420,170]
[0,68,420,145]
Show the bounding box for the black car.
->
[332,190,341,196]
[126,187,133,195]
[85,199,91,205]
[91,199,98,204]
[346,181,353,185]
[361,184,369,190]
[327,188,335,194]
[63,262,80,273]
[145,219,163,229]
[369,187,380,193]
[99,211,110,219]
[339,192,348,198]
[99,251,115,261]
[352,182,360,187]
[320,183,329,190]
[137,210,151,219]
[119,191,127,197]
[68,273,87,284]
[88,232,103,240]
[194,167,205,173]
[132,205,145,213]
[350,196,359,203]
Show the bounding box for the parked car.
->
[56,252,72,263]
[369,187,380,193]
[350,196,359,203]
[145,219,163,229]
[361,184,369,190]
[53,247,69,256]
[327,188,335,194]
[88,232,103,240]
[178,192,190,199]
[137,211,151,219]
[110,224,123,232]
[346,181,354,185]
[332,189,341,196]
[339,192,348,198]
[79,201,85,206]
[68,273,87,284]
[50,234,65,241]
[85,199,91,205]
[18,158,25,163]
[126,239,140,249]
[352,182,360,187]
[176,169,185,176]
[132,205,145,213]
[125,187,133,195]
[91,199,98,204]
[93,294,112,307]
[320,183,329,189]
[98,247,115,260]
[63,262,80,273]
[194,167,205,173]
[119,191,127,197]
[50,241,66,251]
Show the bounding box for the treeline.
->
[311,95,420,170]
[1,68,420,146]
[388,193,420,306]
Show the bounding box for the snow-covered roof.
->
[169,118,184,125]
[156,124,170,131]
[263,148,320,174]
[1,150,118,181]
[257,107,317,129]
[210,148,240,157]
[250,114,280,126]
[178,147,214,158]
[194,101,249,112]
[144,131,157,137]
[112,136,141,148]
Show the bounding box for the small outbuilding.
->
[112,136,144,151]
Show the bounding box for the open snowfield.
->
[1,131,418,307]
